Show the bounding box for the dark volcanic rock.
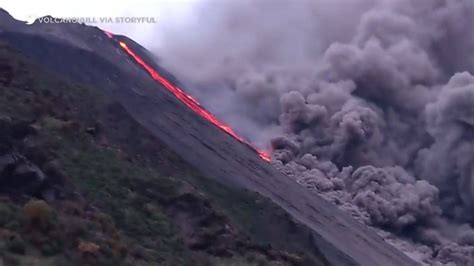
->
[0,117,36,145]
[0,62,13,86]
[0,117,58,198]
[0,152,46,195]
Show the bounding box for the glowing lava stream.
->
[104,31,270,161]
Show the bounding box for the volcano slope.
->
[0,11,417,266]
[0,31,331,266]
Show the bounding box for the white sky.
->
[0,0,201,47]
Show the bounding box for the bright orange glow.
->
[105,32,270,161]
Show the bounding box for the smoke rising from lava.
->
[151,0,474,264]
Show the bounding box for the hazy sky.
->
[1,0,200,46]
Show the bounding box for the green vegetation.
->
[52,131,189,264]
[0,42,328,265]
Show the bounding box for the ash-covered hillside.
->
[152,0,474,265]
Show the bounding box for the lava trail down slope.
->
[104,31,270,161]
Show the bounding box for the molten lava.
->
[104,31,270,161]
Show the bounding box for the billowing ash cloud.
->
[416,72,474,221]
[151,0,474,264]
[348,166,441,230]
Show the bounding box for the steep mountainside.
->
[0,10,417,266]
[0,41,328,266]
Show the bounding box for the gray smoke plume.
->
[416,72,474,221]
[151,0,474,264]
[348,165,441,230]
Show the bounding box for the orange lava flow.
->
[105,31,270,161]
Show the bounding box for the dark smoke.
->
[152,0,474,264]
